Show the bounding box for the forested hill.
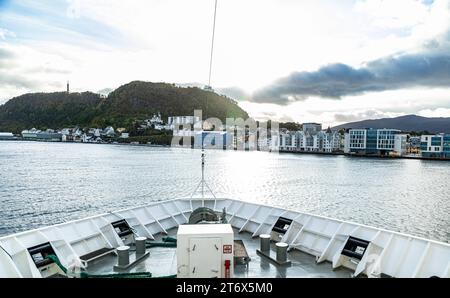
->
[0,81,249,133]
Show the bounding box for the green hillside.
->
[0,81,249,133]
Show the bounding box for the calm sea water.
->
[0,141,449,243]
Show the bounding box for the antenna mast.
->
[191,0,218,199]
[190,147,216,199]
[208,0,218,88]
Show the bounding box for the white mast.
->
[190,0,218,199]
[207,0,218,88]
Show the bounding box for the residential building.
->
[445,135,450,158]
[149,113,163,125]
[168,116,201,130]
[194,131,232,149]
[302,123,341,153]
[279,129,297,151]
[420,134,450,158]
[0,132,14,140]
[87,128,101,137]
[316,128,341,153]
[81,134,103,143]
[102,126,115,137]
[278,124,341,153]
[21,129,62,142]
[142,113,166,130]
[345,128,407,156]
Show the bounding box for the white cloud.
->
[354,0,430,30]
[241,87,450,126]
[0,28,16,40]
[418,108,450,118]
[0,0,449,125]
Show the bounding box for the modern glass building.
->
[347,128,405,156]
[377,129,396,150]
[444,135,450,158]
[421,134,450,158]
[349,129,366,149]
[366,129,378,154]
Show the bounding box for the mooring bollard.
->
[117,246,130,267]
[260,234,271,253]
[276,242,288,263]
[136,237,147,255]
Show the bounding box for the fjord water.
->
[0,141,449,243]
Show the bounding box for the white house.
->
[0,132,14,140]
[102,126,115,137]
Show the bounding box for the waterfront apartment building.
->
[316,128,341,153]
[194,131,232,149]
[345,128,407,156]
[278,130,297,151]
[22,128,62,142]
[0,132,15,140]
[278,124,341,153]
[420,134,450,158]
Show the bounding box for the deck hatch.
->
[111,219,134,237]
[272,217,293,234]
[341,236,370,260]
[27,242,57,268]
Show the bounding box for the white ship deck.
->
[84,228,352,278]
[1,198,449,278]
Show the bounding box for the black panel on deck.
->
[272,217,293,234]
[111,219,134,237]
[341,236,370,260]
[27,242,57,268]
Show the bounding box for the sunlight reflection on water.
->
[0,141,449,243]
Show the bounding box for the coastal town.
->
[0,113,449,160]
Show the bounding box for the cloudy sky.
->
[0,0,449,126]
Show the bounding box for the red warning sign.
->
[223,245,232,254]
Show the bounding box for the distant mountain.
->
[0,81,249,133]
[333,115,450,134]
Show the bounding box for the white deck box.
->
[177,224,234,278]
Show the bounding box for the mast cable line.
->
[190,0,218,200]
[208,0,218,87]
